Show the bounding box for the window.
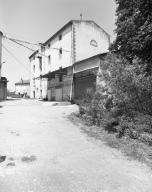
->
[41,46,45,52]
[48,55,51,64]
[59,34,62,40]
[90,40,98,47]
[59,74,63,82]
[39,57,42,71]
[59,48,62,54]
[59,48,62,59]
[33,65,35,72]
[48,43,50,48]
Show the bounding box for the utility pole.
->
[0,31,3,80]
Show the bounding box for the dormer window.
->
[59,34,62,40]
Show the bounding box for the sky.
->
[0,0,117,91]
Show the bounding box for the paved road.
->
[0,99,152,192]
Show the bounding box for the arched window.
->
[90,40,98,47]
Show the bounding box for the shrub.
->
[77,53,152,146]
[139,133,152,146]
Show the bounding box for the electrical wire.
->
[2,34,72,82]
[4,36,39,46]
[2,44,31,74]
[3,34,70,53]
[9,38,36,52]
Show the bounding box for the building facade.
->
[15,78,30,97]
[29,20,110,100]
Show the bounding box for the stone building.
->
[29,20,110,101]
[15,78,30,97]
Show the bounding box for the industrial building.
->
[29,20,110,101]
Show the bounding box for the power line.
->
[3,35,40,47]
[9,38,36,52]
[2,44,31,74]
[3,34,71,53]
[4,37,48,58]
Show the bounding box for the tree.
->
[112,0,152,70]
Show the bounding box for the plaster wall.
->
[74,22,109,62]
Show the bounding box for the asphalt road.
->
[0,99,152,192]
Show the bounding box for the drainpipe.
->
[69,65,74,102]
[69,23,76,103]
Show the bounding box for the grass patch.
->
[69,113,152,168]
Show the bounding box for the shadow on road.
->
[6,98,22,101]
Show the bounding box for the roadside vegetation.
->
[72,0,152,167]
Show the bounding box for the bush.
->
[139,133,152,146]
[77,53,152,146]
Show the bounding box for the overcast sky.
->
[0,0,116,91]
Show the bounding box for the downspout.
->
[69,22,76,102]
[70,64,74,102]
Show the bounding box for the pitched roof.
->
[29,20,110,59]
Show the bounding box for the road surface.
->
[0,99,152,192]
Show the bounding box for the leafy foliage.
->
[112,0,152,70]
[78,53,152,146]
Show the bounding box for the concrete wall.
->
[30,53,48,99]
[30,55,40,98]
[74,21,109,62]
[44,25,72,72]
[47,67,73,101]
[30,25,73,99]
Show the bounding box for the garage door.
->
[74,75,96,99]
[55,88,62,101]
